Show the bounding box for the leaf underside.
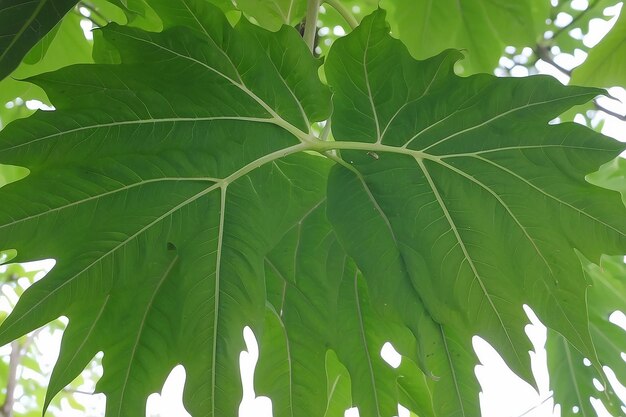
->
[383,0,550,74]
[0,0,78,81]
[547,254,626,416]
[0,3,624,417]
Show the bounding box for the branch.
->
[75,11,102,29]
[535,47,626,121]
[0,341,22,417]
[324,0,358,29]
[535,46,626,122]
[534,45,572,76]
[594,100,626,121]
[304,0,321,53]
[77,1,110,25]
[514,395,553,417]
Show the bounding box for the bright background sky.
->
[1,1,625,416]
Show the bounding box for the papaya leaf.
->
[571,8,626,88]
[382,0,550,74]
[547,254,626,417]
[0,4,624,417]
[0,0,78,80]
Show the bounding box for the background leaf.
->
[381,0,550,74]
[547,255,626,416]
[235,0,306,31]
[0,3,331,415]
[0,0,78,80]
[571,7,626,88]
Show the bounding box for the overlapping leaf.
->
[547,256,626,417]
[382,0,550,74]
[571,8,626,88]
[0,0,78,80]
[256,202,479,417]
[0,3,331,416]
[546,160,626,417]
[324,6,625,406]
[0,9,93,128]
[0,4,624,417]
[588,157,626,204]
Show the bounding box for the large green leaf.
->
[571,8,626,88]
[256,202,479,417]
[381,0,550,74]
[0,0,78,80]
[0,3,331,416]
[325,9,624,385]
[547,255,626,416]
[0,4,624,417]
[0,9,93,128]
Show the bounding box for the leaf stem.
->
[304,0,321,53]
[324,0,358,29]
[312,140,438,162]
[319,119,332,141]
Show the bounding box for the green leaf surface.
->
[0,5,624,417]
[588,157,626,205]
[315,0,378,56]
[257,200,478,417]
[0,3,330,416]
[381,0,550,74]
[0,8,93,127]
[0,0,78,81]
[571,8,626,88]
[236,0,306,31]
[325,9,624,387]
[547,255,626,417]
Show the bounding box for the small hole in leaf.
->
[609,311,626,331]
[0,164,29,188]
[239,326,273,417]
[345,406,360,416]
[380,342,401,368]
[146,365,190,417]
[593,378,605,391]
[398,404,410,416]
